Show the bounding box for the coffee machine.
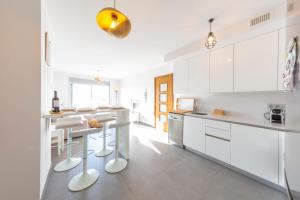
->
[264,104,285,124]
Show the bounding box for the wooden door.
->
[154,74,173,132]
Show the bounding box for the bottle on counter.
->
[52,90,60,113]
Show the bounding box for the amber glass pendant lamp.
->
[96,0,131,38]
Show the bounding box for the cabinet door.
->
[285,132,300,192]
[206,136,230,164]
[188,53,210,94]
[234,31,278,92]
[231,124,279,184]
[183,116,205,153]
[210,45,234,92]
[278,25,300,91]
[173,59,189,94]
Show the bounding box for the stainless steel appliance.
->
[264,104,285,124]
[168,112,184,148]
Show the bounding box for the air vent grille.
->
[250,12,271,27]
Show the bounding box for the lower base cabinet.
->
[183,116,206,153]
[285,132,300,192]
[206,135,230,164]
[231,124,279,184]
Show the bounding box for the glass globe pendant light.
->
[96,0,131,38]
[205,18,217,49]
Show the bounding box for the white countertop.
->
[185,113,300,134]
[42,108,127,119]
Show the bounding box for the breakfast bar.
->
[43,108,130,160]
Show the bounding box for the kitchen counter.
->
[42,107,126,119]
[42,108,130,159]
[185,113,300,134]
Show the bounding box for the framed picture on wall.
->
[45,32,51,66]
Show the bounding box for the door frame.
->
[154,73,174,130]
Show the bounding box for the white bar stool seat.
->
[84,113,115,157]
[105,121,130,173]
[54,117,84,172]
[68,128,102,192]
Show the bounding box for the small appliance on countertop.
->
[264,104,285,124]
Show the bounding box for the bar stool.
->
[84,113,115,157]
[105,121,130,173]
[51,129,64,156]
[54,117,84,172]
[68,128,101,192]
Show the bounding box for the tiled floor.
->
[44,124,291,200]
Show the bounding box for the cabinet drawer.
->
[205,119,231,131]
[206,135,230,164]
[206,127,230,140]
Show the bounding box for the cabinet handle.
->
[205,134,230,142]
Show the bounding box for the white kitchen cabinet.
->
[173,59,189,94]
[188,53,210,94]
[285,132,300,193]
[278,25,300,91]
[234,31,278,92]
[231,124,279,184]
[210,45,234,92]
[206,135,230,164]
[183,116,205,153]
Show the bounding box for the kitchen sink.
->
[191,112,208,116]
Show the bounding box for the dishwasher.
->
[168,112,184,148]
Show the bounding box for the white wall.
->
[0,0,41,199]
[53,71,121,107]
[183,91,300,122]
[40,0,53,197]
[120,65,172,126]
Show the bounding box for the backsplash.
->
[177,90,300,122]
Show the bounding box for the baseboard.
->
[185,146,287,194]
[133,121,154,128]
[40,163,52,200]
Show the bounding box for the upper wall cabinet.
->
[188,53,210,94]
[234,31,278,92]
[278,24,300,91]
[210,45,234,93]
[173,59,189,94]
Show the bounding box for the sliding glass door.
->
[71,79,110,108]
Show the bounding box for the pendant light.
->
[96,0,131,38]
[205,18,217,49]
[95,69,101,82]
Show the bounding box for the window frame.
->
[69,77,111,108]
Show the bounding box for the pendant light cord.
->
[209,18,214,32]
[113,0,116,8]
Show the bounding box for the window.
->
[70,78,110,108]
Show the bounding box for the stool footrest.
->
[108,141,116,147]
[64,141,80,147]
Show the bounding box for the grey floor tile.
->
[44,124,289,200]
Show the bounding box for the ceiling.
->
[46,0,284,79]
